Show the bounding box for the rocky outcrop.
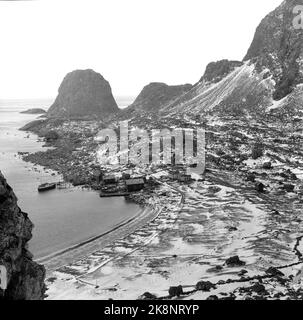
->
[244,0,303,100]
[168,285,183,297]
[164,61,274,115]
[20,119,46,132]
[47,69,119,119]
[195,281,216,292]
[225,256,246,267]
[0,172,45,300]
[128,82,192,112]
[200,60,243,84]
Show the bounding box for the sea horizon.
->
[0,96,135,109]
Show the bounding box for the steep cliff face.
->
[165,0,303,116]
[164,61,274,116]
[244,0,303,100]
[0,172,45,300]
[47,69,119,119]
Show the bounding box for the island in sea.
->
[20,108,46,115]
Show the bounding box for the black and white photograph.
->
[1,0,303,306]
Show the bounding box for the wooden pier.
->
[99,192,131,198]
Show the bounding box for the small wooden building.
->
[169,170,180,180]
[125,178,145,192]
[169,170,191,182]
[178,174,191,182]
[102,175,117,185]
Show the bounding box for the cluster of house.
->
[93,165,192,195]
[98,172,146,193]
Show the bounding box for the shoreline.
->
[1,113,149,264]
[38,203,161,271]
[36,210,144,264]
[16,120,176,282]
[45,169,303,300]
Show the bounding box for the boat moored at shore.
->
[38,182,56,192]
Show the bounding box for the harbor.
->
[0,103,143,260]
[98,173,146,197]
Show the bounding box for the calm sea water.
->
[0,98,138,259]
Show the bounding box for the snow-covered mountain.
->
[161,0,303,119]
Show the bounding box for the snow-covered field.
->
[45,164,303,300]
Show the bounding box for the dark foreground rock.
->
[0,172,45,300]
[169,285,183,297]
[138,292,158,300]
[265,267,284,277]
[225,256,246,267]
[196,281,216,291]
[255,182,266,193]
[283,184,295,193]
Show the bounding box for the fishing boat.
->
[38,183,56,192]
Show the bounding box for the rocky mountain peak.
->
[47,69,119,119]
[244,0,303,99]
[161,0,303,117]
[127,82,192,112]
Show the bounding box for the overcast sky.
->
[0,0,282,99]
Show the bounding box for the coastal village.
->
[98,168,191,197]
[17,54,303,300]
[2,0,303,301]
[19,105,303,300]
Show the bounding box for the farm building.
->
[169,170,180,180]
[102,175,117,185]
[125,178,145,192]
[169,170,191,182]
[178,174,191,182]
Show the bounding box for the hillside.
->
[162,0,303,118]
